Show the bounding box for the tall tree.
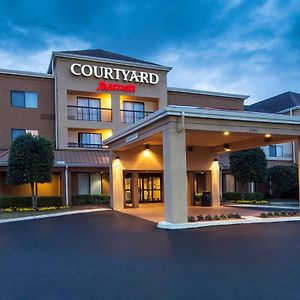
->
[6,134,54,209]
[229,148,268,195]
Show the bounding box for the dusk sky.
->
[0,0,299,104]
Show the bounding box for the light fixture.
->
[223,143,231,152]
[116,156,120,160]
[145,144,150,151]
[223,131,230,136]
[214,158,218,162]
[264,134,272,142]
[187,146,193,152]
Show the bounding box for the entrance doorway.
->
[138,173,162,203]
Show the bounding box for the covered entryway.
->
[105,105,300,224]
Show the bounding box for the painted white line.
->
[157,216,300,230]
[0,208,111,224]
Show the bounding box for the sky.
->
[0,0,299,104]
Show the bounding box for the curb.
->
[157,216,300,230]
[0,208,111,224]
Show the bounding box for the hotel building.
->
[1,49,300,223]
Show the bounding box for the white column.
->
[163,125,188,224]
[109,151,124,210]
[211,160,220,206]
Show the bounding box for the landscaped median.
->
[158,211,300,230]
[0,195,111,223]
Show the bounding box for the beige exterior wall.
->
[167,90,244,111]
[54,57,169,149]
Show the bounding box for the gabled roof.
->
[246,91,300,113]
[48,48,171,73]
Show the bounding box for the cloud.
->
[0,36,90,72]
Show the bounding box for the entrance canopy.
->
[104,105,300,224]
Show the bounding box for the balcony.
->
[68,142,108,149]
[120,109,154,123]
[67,105,112,122]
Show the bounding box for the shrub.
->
[260,212,268,218]
[213,215,220,220]
[188,215,198,222]
[197,215,204,221]
[220,214,227,219]
[235,200,268,205]
[72,194,110,205]
[222,192,241,201]
[243,192,264,201]
[267,212,274,217]
[234,213,241,219]
[280,211,288,217]
[205,215,213,221]
[0,196,62,208]
[227,213,234,218]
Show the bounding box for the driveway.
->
[1,211,300,299]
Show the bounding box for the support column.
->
[109,151,124,210]
[111,94,121,131]
[132,172,139,208]
[187,171,195,206]
[163,125,188,224]
[211,160,221,206]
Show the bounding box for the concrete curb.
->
[0,208,111,224]
[226,204,299,210]
[157,215,300,230]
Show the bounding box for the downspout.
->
[65,163,69,206]
[177,111,185,132]
[290,109,296,163]
[52,57,59,149]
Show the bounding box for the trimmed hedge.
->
[222,192,264,201]
[72,194,110,205]
[0,196,62,208]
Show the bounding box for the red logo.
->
[96,81,136,93]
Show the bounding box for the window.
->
[77,173,102,195]
[123,101,145,123]
[11,129,38,141]
[78,132,102,148]
[269,145,283,157]
[11,91,38,108]
[77,97,101,121]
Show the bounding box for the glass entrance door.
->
[138,174,162,203]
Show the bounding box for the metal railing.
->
[68,142,108,149]
[67,105,112,122]
[120,109,154,123]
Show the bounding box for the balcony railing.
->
[120,109,154,123]
[67,105,112,122]
[68,142,108,149]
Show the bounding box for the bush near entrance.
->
[268,165,299,199]
[72,194,110,205]
[0,196,62,208]
[229,148,268,197]
[222,192,264,201]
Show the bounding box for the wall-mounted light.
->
[264,134,272,142]
[145,144,150,151]
[223,131,230,136]
[214,158,218,162]
[116,156,120,160]
[187,146,193,152]
[223,143,231,152]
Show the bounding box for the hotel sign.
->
[70,63,159,85]
[125,133,139,143]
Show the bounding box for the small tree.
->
[6,134,54,209]
[268,165,298,199]
[229,148,268,196]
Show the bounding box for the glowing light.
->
[223,131,230,136]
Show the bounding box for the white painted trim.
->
[49,53,172,72]
[157,215,300,230]
[0,68,54,79]
[277,106,300,113]
[0,208,111,224]
[168,86,249,100]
